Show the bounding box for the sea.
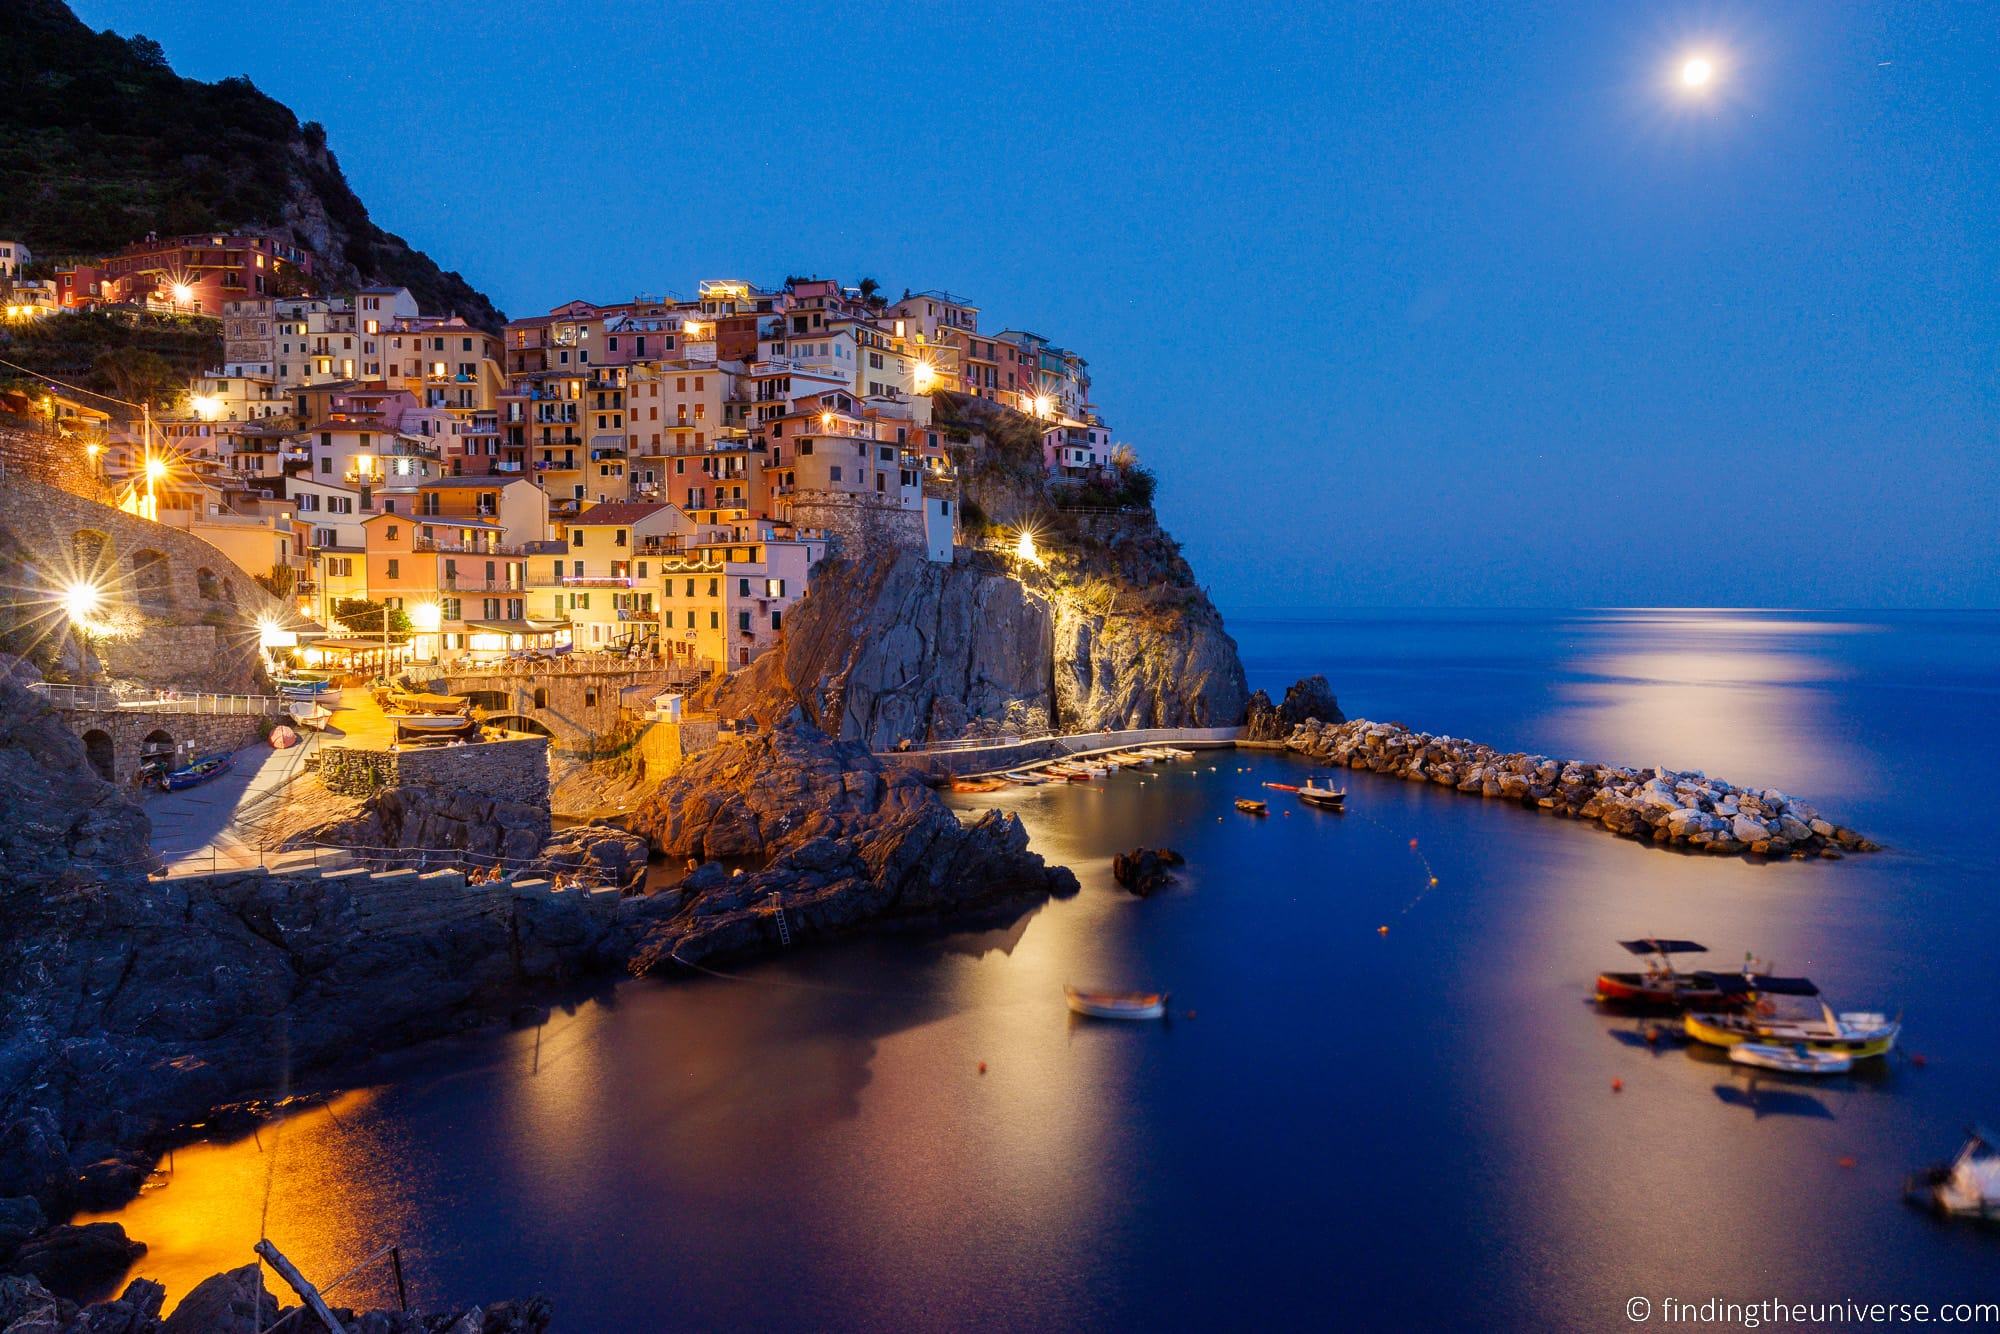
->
[84,609,2000,1329]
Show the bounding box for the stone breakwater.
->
[1285,718,1879,858]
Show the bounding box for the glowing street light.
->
[1031,392,1055,420]
[1013,525,1044,567]
[408,601,443,632]
[169,282,194,306]
[63,580,103,627]
[912,358,938,394]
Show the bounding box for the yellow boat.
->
[1681,975,1900,1060]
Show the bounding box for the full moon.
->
[1681,56,1714,88]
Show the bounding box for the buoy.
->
[1408,838,1419,849]
[1644,1027,1659,1045]
[977,1061,987,1075]
[1377,925,1389,936]
[1611,1078,1624,1093]
[1911,1053,1928,1067]
[1428,877,1438,886]
[1837,1155,1856,1169]
[1184,1009,1197,1020]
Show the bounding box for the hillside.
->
[0,0,505,329]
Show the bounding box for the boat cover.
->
[1618,938,1707,955]
[1697,972,1820,997]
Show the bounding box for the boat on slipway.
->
[1065,986,1169,1020]
[159,751,233,791]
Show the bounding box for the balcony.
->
[558,574,635,588]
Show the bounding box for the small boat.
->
[1596,939,1750,1010]
[286,700,333,732]
[1065,986,1169,1020]
[160,751,233,791]
[387,689,468,715]
[1683,977,1901,1060]
[1115,751,1153,766]
[1159,747,1195,760]
[950,776,1010,793]
[1004,770,1047,785]
[1262,781,1300,793]
[392,712,474,734]
[1235,798,1269,815]
[1908,1128,2000,1221]
[1730,1043,1854,1076]
[1297,776,1347,809]
[276,676,333,696]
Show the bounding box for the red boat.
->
[1261,782,1300,793]
[1595,939,1749,1010]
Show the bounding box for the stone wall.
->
[317,734,550,804]
[61,708,268,786]
[786,492,924,558]
[0,419,114,502]
[0,476,286,691]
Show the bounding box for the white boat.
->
[1298,776,1347,809]
[392,712,473,734]
[1729,1043,1854,1076]
[1114,751,1153,766]
[1004,770,1047,785]
[1064,986,1169,1020]
[1159,747,1195,760]
[286,700,333,732]
[1910,1128,2000,1220]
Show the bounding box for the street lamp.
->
[409,600,442,664]
[64,580,102,686]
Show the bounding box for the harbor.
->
[70,608,2000,1327]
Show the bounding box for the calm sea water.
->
[90,610,2000,1329]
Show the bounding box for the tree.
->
[334,597,411,637]
[125,35,168,69]
[255,564,295,599]
[90,346,180,407]
[857,277,881,304]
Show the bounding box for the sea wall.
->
[316,735,549,804]
[1284,717,1878,858]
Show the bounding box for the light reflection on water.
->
[82,610,2000,1328]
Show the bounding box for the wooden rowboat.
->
[1064,986,1169,1020]
[160,751,233,791]
[1729,1043,1853,1076]
[1262,781,1300,793]
[1235,798,1269,815]
[1298,776,1347,809]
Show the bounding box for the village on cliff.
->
[0,232,1139,678]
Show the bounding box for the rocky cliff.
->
[0,1,504,329]
[625,715,1076,968]
[0,665,153,892]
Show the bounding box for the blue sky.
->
[75,1,2000,608]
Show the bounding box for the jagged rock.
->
[1244,675,1345,741]
[531,824,649,890]
[159,1265,277,1333]
[0,668,155,895]
[1111,848,1183,896]
[626,715,1074,968]
[0,1199,44,1263]
[3,1223,143,1300]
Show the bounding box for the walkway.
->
[878,725,1243,777]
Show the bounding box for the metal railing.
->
[881,724,1243,759]
[30,682,285,716]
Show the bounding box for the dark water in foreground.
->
[90,610,2000,1329]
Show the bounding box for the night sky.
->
[72,2,2000,608]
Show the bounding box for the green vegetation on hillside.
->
[0,0,505,330]
[0,308,219,410]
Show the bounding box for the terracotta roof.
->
[568,500,671,526]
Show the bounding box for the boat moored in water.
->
[1683,976,1900,1060]
[1235,798,1269,815]
[1596,939,1752,1010]
[1065,986,1169,1020]
[1729,1043,1854,1076]
[1908,1128,2000,1221]
[1297,776,1347,809]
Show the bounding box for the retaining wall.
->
[317,734,550,803]
[63,708,267,786]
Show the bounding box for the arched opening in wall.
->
[129,549,173,608]
[81,729,115,782]
[463,690,508,713]
[485,715,552,737]
[196,567,222,600]
[72,530,110,582]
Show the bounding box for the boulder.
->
[160,1265,277,1333]
[1111,848,1183,896]
[1731,814,1772,844]
[0,1198,43,1263]
[4,1222,143,1299]
[1244,675,1344,741]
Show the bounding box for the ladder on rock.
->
[773,904,792,946]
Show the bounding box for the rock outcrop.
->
[1111,847,1184,896]
[0,665,155,893]
[0,1263,550,1333]
[1244,674,1345,741]
[625,715,1077,967]
[1283,717,1879,858]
